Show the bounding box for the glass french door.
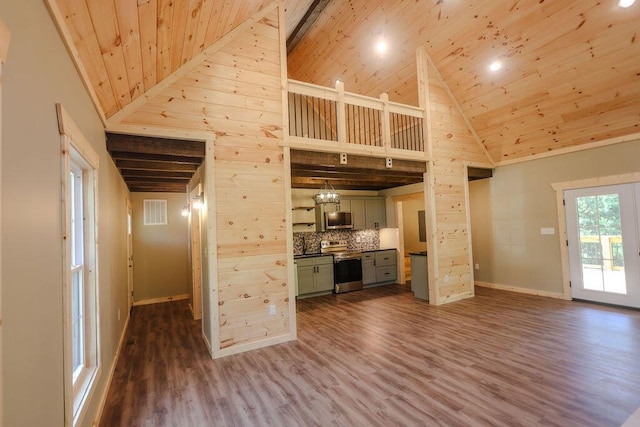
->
[565,183,640,308]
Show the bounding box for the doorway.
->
[564,183,640,308]
[189,184,203,320]
[127,198,134,312]
[393,193,427,285]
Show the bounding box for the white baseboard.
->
[132,293,189,306]
[92,311,131,426]
[475,281,567,299]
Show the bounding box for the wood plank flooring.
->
[100,285,640,426]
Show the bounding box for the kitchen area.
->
[292,185,429,300]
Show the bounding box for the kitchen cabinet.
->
[344,197,386,230]
[312,197,386,231]
[362,249,397,285]
[314,201,352,231]
[362,252,376,285]
[350,199,366,230]
[365,198,386,229]
[296,255,334,296]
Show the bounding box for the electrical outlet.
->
[385,157,393,168]
[474,263,480,270]
[269,304,276,315]
[340,153,348,164]
[117,309,121,321]
[356,236,361,243]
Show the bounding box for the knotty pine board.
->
[426,56,485,303]
[56,0,119,117]
[118,9,290,351]
[137,0,158,91]
[114,0,144,102]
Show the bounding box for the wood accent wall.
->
[419,47,492,304]
[114,5,293,355]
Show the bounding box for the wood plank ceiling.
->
[47,0,640,189]
[287,0,640,162]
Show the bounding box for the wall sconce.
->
[192,193,204,210]
[181,205,190,217]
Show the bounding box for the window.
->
[70,163,85,384]
[58,104,101,427]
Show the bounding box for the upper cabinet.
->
[350,199,365,230]
[329,196,386,230]
[292,190,387,232]
[364,198,386,230]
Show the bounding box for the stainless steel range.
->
[321,240,363,293]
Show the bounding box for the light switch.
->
[540,227,555,235]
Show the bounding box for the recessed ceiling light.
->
[618,0,635,7]
[489,61,502,72]
[375,40,388,54]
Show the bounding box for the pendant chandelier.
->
[314,180,340,205]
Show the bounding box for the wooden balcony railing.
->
[287,79,427,160]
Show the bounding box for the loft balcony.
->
[286,79,428,161]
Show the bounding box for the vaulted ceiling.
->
[47,0,640,187]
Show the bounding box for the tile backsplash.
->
[293,229,380,255]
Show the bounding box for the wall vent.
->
[144,199,167,225]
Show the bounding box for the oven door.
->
[334,258,363,293]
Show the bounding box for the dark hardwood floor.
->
[100,285,640,426]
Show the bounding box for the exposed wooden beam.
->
[286,0,332,55]
[121,170,194,179]
[291,166,423,179]
[291,177,418,191]
[467,167,493,180]
[290,149,426,173]
[125,177,190,184]
[106,132,205,158]
[128,182,187,193]
[116,159,198,172]
[109,151,203,164]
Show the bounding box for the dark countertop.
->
[409,251,428,256]
[294,253,333,259]
[361,248,397,253]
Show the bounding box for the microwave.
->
[325,211,353,230]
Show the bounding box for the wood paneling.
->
[100,287,640,426]
[48,0,313,119]
[49,0,640,162]
[114,7,291,352]
[287,0,640,163]
[420,48,489,305]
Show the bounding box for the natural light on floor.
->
[582,267,627,294]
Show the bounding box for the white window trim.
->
[57,104,102,427]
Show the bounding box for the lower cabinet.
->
[296,255,334,296]
[362,253,376,285]
[362,249,397,285]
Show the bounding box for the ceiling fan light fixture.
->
[489,60,502,72]
[314,180,340,205]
